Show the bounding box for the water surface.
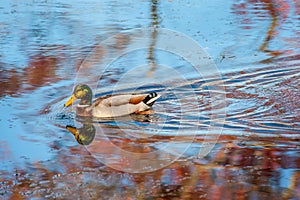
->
[0,0,299,199]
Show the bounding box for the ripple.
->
[222,64,300,136]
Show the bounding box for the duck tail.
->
[143,92,160,107]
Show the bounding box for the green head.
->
[64,84,93,107]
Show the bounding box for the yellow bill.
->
[64,94,77,107]
[66,125,78,136]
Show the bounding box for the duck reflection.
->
[65,113,154,145]
[66,123,95,145]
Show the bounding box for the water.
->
[0,0,299,199]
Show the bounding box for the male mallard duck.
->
[66,124,95,145]
[64,84,160,118]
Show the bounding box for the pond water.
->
[0,0,299,199]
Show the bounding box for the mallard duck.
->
[64,84,160,118]
[66,124,95,145]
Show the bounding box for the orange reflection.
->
[1,134,299,199]
[0,47,65,97]
[232,0,300,57]
[0,68,21,97]
[24,55,60,89]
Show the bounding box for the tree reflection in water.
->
[0,0,299,199]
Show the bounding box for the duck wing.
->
[93,94,147,107]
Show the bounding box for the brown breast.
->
[76,106,92,117]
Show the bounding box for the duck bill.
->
[64,94,77,107]
[66,125,78,137]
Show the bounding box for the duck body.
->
[64,84,160,118]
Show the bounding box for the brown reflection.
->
[25,54,60,89]
[223,65,300,128]
[232,0,298,59]
[284,171,300,199]
[1,135,299,199]
[0,47,65,98]
[147,0,159,77]
[257,1,282,56]
[0,68,22,97]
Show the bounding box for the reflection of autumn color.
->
[0,68,21,97]
[232,0,300,56]
[224,65,300,128]
[0,142,12,162]
[1,136,299,199]
[24,55,60,89]
[0,50,64,97]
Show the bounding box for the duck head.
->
[64,84,93,107]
